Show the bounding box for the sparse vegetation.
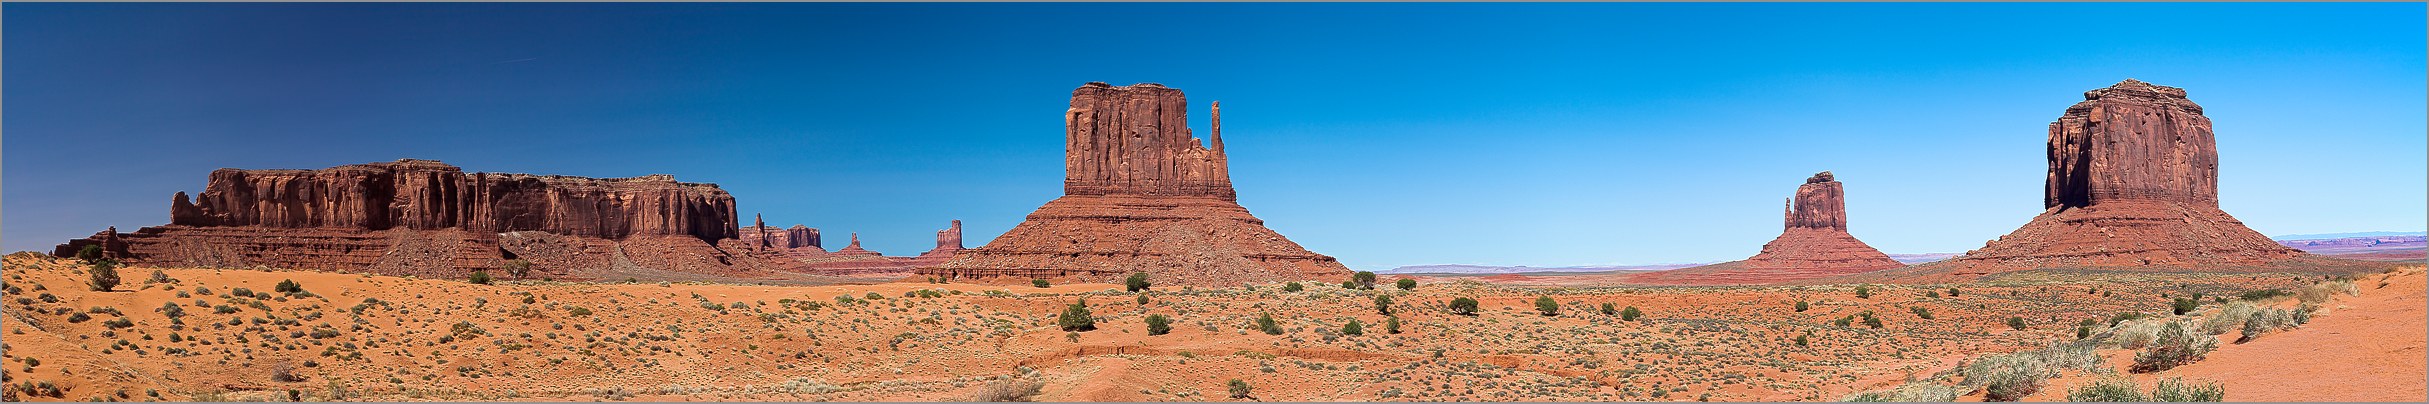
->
[1448,297,1479,315]
[1374,294,1393,315]
[1282,282,1304,292]
[1620,306,1643,322]
[503,259,534,279]
[1056,299,1096,331]
[1145,314,1172,336]
[1124,272,1150,292]
[1256,313,1283,335]
[469,270,493,285]
[1351,271,1378,289]
[1031,279,1051,288]
[2006,316,2027,330]
[1533,296,1559,316]
[1396,278,1416,290]
[2131,321,2215,373]
[88,259,122,292]
[1228,379,1253,399]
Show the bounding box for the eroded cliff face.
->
[1634,172,1902,285]
[1855,80,2314,282]
[929,83,1348,286]
[56,160,782,279]
[169,159,737,241]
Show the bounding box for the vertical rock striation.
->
[925,82,1350,286]
[54,159,784,279]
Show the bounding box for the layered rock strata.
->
[53,159,776,279]
[924,83,1350,286]
[794,222,968,275]
[1634,172,1904,285]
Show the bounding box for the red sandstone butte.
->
[1633,171,1904,285]
[53,159,785,279]
[791,221,968,275]
[1853,80,2340,283]
[922,82,1350,286]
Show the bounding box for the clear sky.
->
[6,3,2423,270]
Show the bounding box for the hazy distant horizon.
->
[6,3,2422,269]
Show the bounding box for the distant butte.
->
[921,82,1350,286]
[1632,171,1905,285]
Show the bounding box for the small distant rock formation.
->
[922,83,1350,286]
[51,159,794,279]
[1632,172,1904,285]
[740,214,822,251]
[789,221,968,275]
[1860,80,2340,282]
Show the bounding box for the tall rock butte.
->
[1856,80,2325,282]
[921,82,1350,286]
[52,159,791,279]
[1632,172,1905,285]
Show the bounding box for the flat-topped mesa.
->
[2047,79,2219,208]
[1632,171,1900,285]
[739,215,822,251]
[53,159,794,279]
[927,82,1349,287]
[1063,82,1235,200]
[168,159,737,241]
[1785,171,1848,231]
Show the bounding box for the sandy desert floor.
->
[1,253,2413,402]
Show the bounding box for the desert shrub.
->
[972,378,1043,402]
[1534,296,1559,316]
[2065,376,2147,402]
[1055,299,1095,332]
[1926,289,1941,298]
[1282,282,1304,292]
[1351,271,1377,289]
[67,312,92,323]
[1601,302,1618,316]
[2200,302,2257,335]
[1031,279,1050,288]
[1862,313,1884,329]
[1227,379,1252,399]
[1373,294,1393,315]
[1448,297,1479,315]
[1968,354,2051,401]
[2131,321,2215,373]
[2235,289,2290,301]
[1123,272,1150,292]
[159,301,186,318]
[1795,300,1810,312]
[1855,285,1872,299]
[2236,308,2296,343]
[275,279,304,295]
[271,362,304,382]
[1910,306,1934,320]
[147,269,174,284]
[102,317,133,329]
[1947,287,1960,297]
[1342,319,1364,336]
[77,245,106,262]
[2149,378,2224,402]
[1794,333,1809,347]
[1621,306,1644,322]
[1834,316,1854,327]
[503,259,533,279]
[1341,280,1359,289]
[2291,304,2315,325]
[1256,313,1282,335]
[2076,325,2091,340]
[2296,280,2358,305]
[2006,316,2027,330]
[88,259,122,292]
[468,271,493,285]
[2170,298,2199,315]
[1841,382,1965,402]
[1144,314,1172,336]
[2106,312,2148,327]
[1135,293,1150,305]
[1384,316,1401,334]
[1395,278,1416,290]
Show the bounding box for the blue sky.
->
[6,3,2423,270]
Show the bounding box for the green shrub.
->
[1124,272,1150,292]
[1947,287,1960,297]
[1373,295,1393,315]
[1136,293,1150,305]
[1227,379,1252,399]
[1862,312,1883,329]
[1282,282,1304,292]
[1911,306,1934,320]
[1056,299,1095,331]
[2064,376,2147,402]
[2235,289,2290,301]
[2170,298,2199,315]
[2236,308,2296,343]
[1255,313,1282,335]
[1600,302,1617,316]
[1620,306,1643,322]
[1794,333,1809,347]
[1384,316,1401,334]
[1351,271,1377,289]
[1534,296,1559,316]
[1855,285,1872,299]
[1144,314,1172,336]
[2006,316,2027,330]
[2149,378,2224,402]
[2076,326,2092,340]
[502,259,533,279]
[1031,279,1051,288]
[2200,302,2257,335]
[87,259,122,292]
[274,279,304,295]
[468,271,493,285]
[77,245,106,262]
[1395,278,1416,290]
[2107,312,2148,327]
[1834,316,1854,327]
[1794,300,1810,312]
[1342,319,1364,336]
[158,302,186,318]
[1448,297,1479,315]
